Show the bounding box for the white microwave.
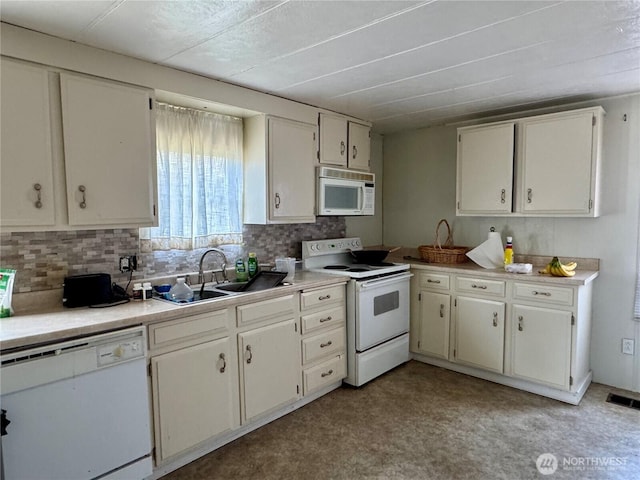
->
[317,167,375,216]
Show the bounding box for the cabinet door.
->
[0,59,55,226]
[455,296,505,373]
[519,111,595,214]
[268,117,316,222]
[319,113,348,166]
[348,122,370,171]
[512,304,572,390]
[239,318,300,422]
[60,73,156,226]
[456,123,514,214]
[151,337,237,462]
[417,291,450,359]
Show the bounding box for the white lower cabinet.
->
[148,310,238,464]
[239,318,301,423]
[409,265,595,404]
[511,304,572,390]
[454,296,505,373]
[151,337,237,462]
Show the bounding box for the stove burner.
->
[348,268,370,272]
[324,265,350,270]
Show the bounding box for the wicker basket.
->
[418,219,470,264]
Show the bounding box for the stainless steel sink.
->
[213,282,248,292]
[153,283,244,305]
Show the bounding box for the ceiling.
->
[2,0,640,133]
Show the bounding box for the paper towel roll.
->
[488,231,502,244]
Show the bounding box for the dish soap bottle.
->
[504,237,514,265]
[169,277,193,303]
[248,252,258,278]
[235,258,248,282]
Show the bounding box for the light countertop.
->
[0,272,347,351]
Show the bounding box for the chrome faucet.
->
[198,248,229,284]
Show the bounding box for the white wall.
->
[382,95,640,392]
[345,133,384,245]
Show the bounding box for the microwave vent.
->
[318,166,375,182]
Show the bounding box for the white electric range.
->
[302,238,412,386]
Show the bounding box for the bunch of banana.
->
[539,257,577,277]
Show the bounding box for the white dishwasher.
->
[0,325,152,480]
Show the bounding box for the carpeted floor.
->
[162,361,640,480]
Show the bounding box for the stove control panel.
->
[302,237,362,258]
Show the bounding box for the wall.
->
[382,94,640,392]
[345,133,384,245]
[0,217,345,294]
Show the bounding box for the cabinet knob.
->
[518,315,524,331]
[78,185,87,209]
[245,345,252,364]
[33,183,43,209]
[492,312,498,327]
[218,352,226,373]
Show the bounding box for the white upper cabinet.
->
[319,113,371,171]
[348,121,371,171]
[518,109,602,215]
[60,73,157,226]
[244,115,316,224]
[1,58,56,227]
[456,123,514,215]
[456,106,604,217]
[319,113,348,167]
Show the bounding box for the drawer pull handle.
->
[219,352,226,373]
[518,315,524,331]
[319,316,333,323]
[532,291,551,296]
[318,295,331,301]
[340,141,346,156]
[321,369,334,378]
[527,188,533,203]
[439,304,445,318]
[500,188,506,204]
[274,192,281,209]
[33,183,43,209]
[320,341,333,348]
[492,312,498,327]
[245,345,252,364]
[427,279,441,284]
[471,284,487,290]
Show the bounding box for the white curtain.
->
[142,103,243,250]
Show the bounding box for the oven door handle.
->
[357,272,413,290]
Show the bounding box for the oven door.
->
[354,272,412,351]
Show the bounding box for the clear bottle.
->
[247,252,258,278]
[504,237,514,265]
[169,277,194,303]
[132,283,143,301]
[235,258,248,282]
[142,282,153,301]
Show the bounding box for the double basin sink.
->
[154,282,246,305]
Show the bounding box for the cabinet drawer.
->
[303,354,346,394]
[456,276,505,297]
[418,272,450,290]
[149,310,229,350]
[301,305,345,334]
[302,327,345,364]
[301,285,344,311]
[237,294,296,327]
[513,283,574,306]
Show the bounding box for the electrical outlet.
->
[119,255,137,273]
[622,338,635,355]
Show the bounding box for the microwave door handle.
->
[359,185,365,213]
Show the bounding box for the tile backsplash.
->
[0,217,345,293]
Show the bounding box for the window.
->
[142,103,243,250]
